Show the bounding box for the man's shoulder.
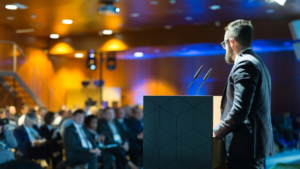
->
[65,123,75,132]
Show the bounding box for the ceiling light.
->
[266,9,274,13]
[274,0,286,6]
[185,17,193,21]
[75,53,84,58]
[134,52,143,57]
[131,13,140,17]
[150,1,158,5]
[62,19,73,24]
[7,17,14,20]
[16,29,34,33]
[90,65,96,70]
[115,7,120,13]
[50,34,59,39]
[170,0,176,4]
[5,5,17,10]
[102,30,113,35]
[164,25,172,29]
[210,5,221,10]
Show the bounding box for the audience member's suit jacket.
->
[274,115,293,132]
[116,119,138,140]
[13,125,43,160]
[40,125,62,141]
[64,123,97,165]
[213,49,275,160]
[98,119,126,145]
[128,118,143,135]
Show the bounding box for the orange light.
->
[49,42,75,54]
[98,39,128,52]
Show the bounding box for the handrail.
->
[0,40,64,109]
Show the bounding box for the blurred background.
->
[0,0,300,169]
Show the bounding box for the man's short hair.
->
[38,107,46,112]
[225,20,253,47]
[21,103,30,110]
[26,109,37,120]
[44,112,55,125]
[104,107,113,113]
[84,115,98,128]
[73,109,85,116]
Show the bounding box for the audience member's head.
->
[8,106,16,116]
[282,109,291,118]
[84,115,98,130]
[65,109,73,118]
[58,109,66,118]
[34,105,39,112]
[37,107,47,118]
[115,108,126,120]
[0,108,8,119]
[72,109,85,125]
[24,109,37,127]
[123,105,132,117]
[44,112,55,125]
[103,108,115,122]
[132,107,143,121]
[21,104,30,115]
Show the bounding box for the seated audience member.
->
[1,109,17,131]
[128,107,143,136]
[40,112,61,141]
[275,110,300,148]
[0,118,42,169]
[98,108,141,167]
[53,110,66,126]
[59,109,74,139]
[115,108,143,145]
[64,109,114,169]
[18,104,30,126]
[14,109,62,168]
[85,115,138,169]
[8,106,18,125]
[36,107,47,128]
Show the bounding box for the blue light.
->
[115,7,120,13]
[90,65,96,70]
[284,42,292,46]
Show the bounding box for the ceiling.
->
[0,0,300,37]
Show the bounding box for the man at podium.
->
[213,20,275,169]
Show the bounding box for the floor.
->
[266,150,300,169]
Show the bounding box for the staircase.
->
[0,40,63,110]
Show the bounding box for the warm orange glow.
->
[98,39,128,52]
[49,42,74,54]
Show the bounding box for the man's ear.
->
[229,39,235,48]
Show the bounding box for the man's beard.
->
[225,45,234,64]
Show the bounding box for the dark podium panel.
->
[143,96,216,169]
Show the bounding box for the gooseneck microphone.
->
[195,68,212,95]
[183,66,203,95]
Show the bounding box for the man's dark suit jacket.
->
[97,119,126,145]
[116,119,138,140]
[213,49,275,160]
[63,123,97,165]
[13,125,43,160]
[128,118,143,135]
[40,125,62,141]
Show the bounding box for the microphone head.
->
[193,66,203,79]
[203,68,212,81]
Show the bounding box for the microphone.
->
[195,68,212,95]
[183,66,203,95]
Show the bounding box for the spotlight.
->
[102,30,113,35]
[87,49,96,70]
[134,52,143,57]
[50,34,59,39]
[62,19,73,24]
[274,0,286,6]
[75,53,84,58]
[5,5,17,10]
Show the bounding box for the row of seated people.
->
[0,105,144,169]
[272,110,300,150]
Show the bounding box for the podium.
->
[143,96,227,169]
